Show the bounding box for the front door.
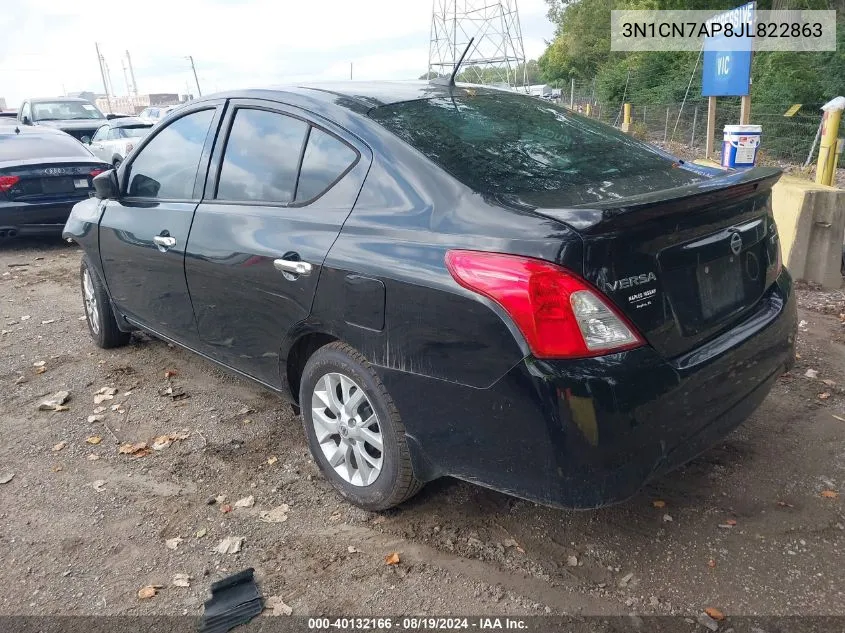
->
[98,102,223,343]
[185,100,370,387]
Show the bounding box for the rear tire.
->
[299,341,423,511]
[80,255,130,349]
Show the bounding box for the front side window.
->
[216,108,308,204]
[92,125,109,142]
[295,127,358,202]
[126,108,215,199]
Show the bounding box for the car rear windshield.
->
[119,125,152,138]
[368,92,707,202]
[0,133,92,161]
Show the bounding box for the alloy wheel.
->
[310,372,383,486]
[82,269,100,335]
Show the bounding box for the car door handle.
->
[153,235,177,251]
[273,259,312,276]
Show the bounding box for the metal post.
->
[187,56,202,97]
[690,105,699,148]
[350,62,353,80]
[705,96,717,160]
[95,42,112,114]
[816,107,843,186]
[664,106,670,144]
[126,50,138,96]
[570,77,575,110]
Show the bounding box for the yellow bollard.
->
[621,103,633,133]
[816,105,843,186]
[585,103,592,117]
[832,138,843,177]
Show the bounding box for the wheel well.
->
[286,332,338,404]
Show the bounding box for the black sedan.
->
[1,125,110,239]
[63,83,796,511]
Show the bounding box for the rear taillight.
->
[0,175,20,192]
[445,250,643,359]
[89,169,105,178]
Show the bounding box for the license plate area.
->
[697,255,744,319]
[41,177,75,194]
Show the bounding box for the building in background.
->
[95,93,181,115]
[67,91,104,104]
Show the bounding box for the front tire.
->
[80,256,130,349]
[299,342,423,511]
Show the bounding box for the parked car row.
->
[0,97,161,239]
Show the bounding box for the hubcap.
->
[311,372,383,487]
[82,269,100,335]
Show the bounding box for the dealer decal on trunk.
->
[604,272,659,310]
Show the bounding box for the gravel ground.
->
[0,239,843,620]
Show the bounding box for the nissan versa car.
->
[63,82,796,511]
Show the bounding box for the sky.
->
[0,0,556,109]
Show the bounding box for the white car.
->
[137,105,177,124]
[86,118,153,167]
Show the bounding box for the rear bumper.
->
[380,273,797,509]
[0,198,85,236]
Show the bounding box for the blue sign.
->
[702,2,754,97]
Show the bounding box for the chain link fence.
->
[552,80,843,185]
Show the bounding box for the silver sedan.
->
[85,118,153,168]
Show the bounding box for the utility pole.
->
[126,50,138,95]
[95,42,112,113]
[350,62,353,80]
[121,58,131,96]
[186,56,202,97]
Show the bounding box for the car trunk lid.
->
[513,167,783,359]
[0,160,106,202]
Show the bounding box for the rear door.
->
[185,99,370,386]
[98,101,224,342]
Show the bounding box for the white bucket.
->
[722,124,762,168]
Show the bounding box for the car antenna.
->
[432,37,474,87]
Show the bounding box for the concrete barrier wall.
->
[770,175,845,289]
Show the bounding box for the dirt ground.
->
[0,239,843,620]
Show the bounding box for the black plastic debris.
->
[199,568,263,633]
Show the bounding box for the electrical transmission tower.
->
[428,0,527,88]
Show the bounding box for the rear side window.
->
[216,108,308,203]
[127,108,214,199]
[0,133,92,161]
[369,93,706,202]
[295,127,358,202]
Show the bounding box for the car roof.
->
[199,81,509,113]
[27,97,92,104]
[0,124,68,136]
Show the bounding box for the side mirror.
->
[21,116,31,125]
[80,136,91,145]
[92,169,119,200]
[106,113,118,120]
